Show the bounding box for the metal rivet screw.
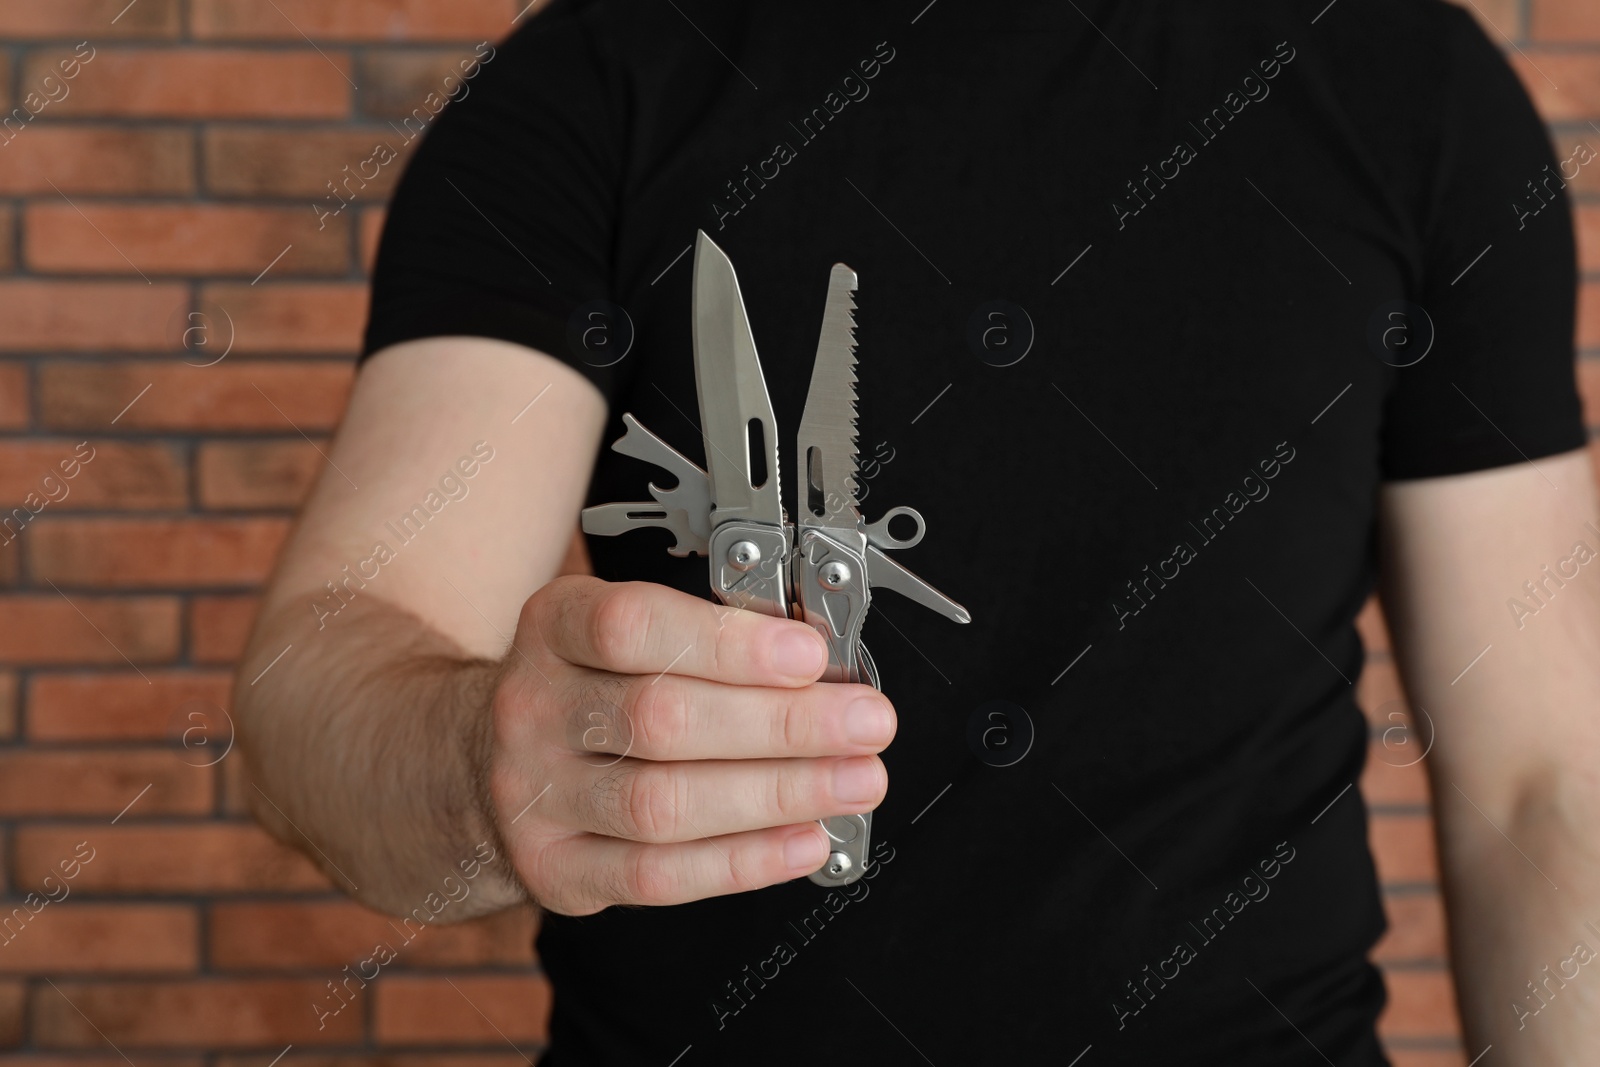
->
[819,560,851,590]
[728,540,760,572]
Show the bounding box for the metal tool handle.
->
[813,660,875,887]
[791,528,876,886]
[707,522,790,619]
[809,668,874,887]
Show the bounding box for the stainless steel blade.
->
[796,263,860,529]
[691,230,784,529]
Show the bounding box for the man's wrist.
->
[455,655,532,911]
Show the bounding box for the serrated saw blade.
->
[796,262,860,529]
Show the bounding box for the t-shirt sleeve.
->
[1378,5,1587,481]
[360,2,632,406]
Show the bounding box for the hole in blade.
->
[746,418,769,489]
[807,445,825,517]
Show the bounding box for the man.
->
[236,0,1600,1061]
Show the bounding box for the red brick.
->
[1355,596,1390,655]
[0,365,27,430]
[1579,205,1600,275]
[374,974,551,1044]
[219,744,253,815]
[1512,54,1600,122]
[0,671,14,739]
[1570,161,1600,200]
[1580,358,1600,429]
[32,978,361,1047]
[0,127,194,195]
[28,670,233,741]
[0,202,13,272]
[1362,740,1434,806]
[1370,814,1440,884]
[355,48,492,118]
[23,48,352,118]
[1377,968,1462,1038]
[1373,891,1449,962]
[0,596,179,665]
[1581,283,1600,350]
[1358,659,1407,727]
[191,0,515,41]
[26,204,349,276]
[0,539,18,589]
[216,1057,529,1067]
[1531,0,1600,41]
[13,825,331,893]
[200,284,367,354]
[361,206,386,274]
[0,749,211,816]
[0,904,198,974]
[0,980,22,1046]
[0,662,17,739]
[210,901,537,969]
[30,518,290,589]
[0,441,186,510]
[0,550,18,598]
[40,362,355,432]
[199,440,325,509]
[2,1059,201,1067]
[1387,1054,1466,1067]
[204,127,417,199]
[191,596,260,664]
[0,282,186,351]
[0,0,182,37]
[1464,0,1518,38]
[12,49,86,118]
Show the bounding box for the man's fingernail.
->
[784,827,828,872]
[845,696,894,746]
[772,628,825,677]
[833,756,884,804]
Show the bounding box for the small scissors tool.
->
[581,230,970,886]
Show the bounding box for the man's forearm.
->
[1442,776,1600,1058]
[234,592,527,919]
[1377,453,1600,1059]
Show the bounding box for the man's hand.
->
[488,576,894,915]
[235,338,894,923]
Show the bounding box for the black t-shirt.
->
[362,1,1586,1062]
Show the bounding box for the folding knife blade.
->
[691,230,784,530]
[796,263,860,530]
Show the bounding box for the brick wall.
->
[0,0,550,1061]
[0,0,1594,1063]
